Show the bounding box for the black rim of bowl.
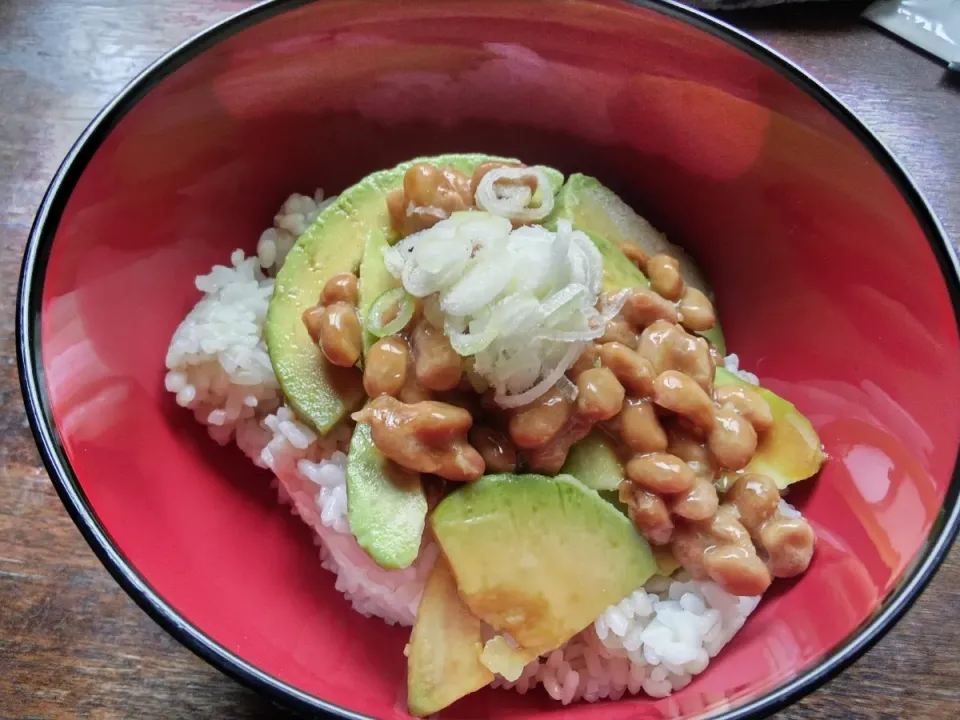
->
[16,0,960,718]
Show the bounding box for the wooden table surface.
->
[1,1,958,718]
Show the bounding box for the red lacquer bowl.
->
[17,1,960,718]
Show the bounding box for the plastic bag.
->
[864,0,959,70]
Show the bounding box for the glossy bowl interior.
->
[19,0,960,718]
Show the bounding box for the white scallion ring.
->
[475,166,556,224]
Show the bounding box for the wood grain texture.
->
[0,1,957,718]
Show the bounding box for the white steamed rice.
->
[163,190,800,705]
[722,353,760,386]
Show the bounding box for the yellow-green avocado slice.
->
[345,421,427,570]
[266,154,563,433]
[431,472,656,654]
[407,557,493,717]
[357,228,396,353]
[561,429,624,491]
[714,367,825,490]
[548,173,726,354]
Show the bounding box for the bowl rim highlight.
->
[16,0,960,718]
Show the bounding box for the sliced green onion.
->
[447,326,498,356]
[366,287,415,338]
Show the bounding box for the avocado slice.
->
[266,173,385,433]
[345,422,427,570]
[714,367,825,491]
[561,430,624,491]
[559,436,688,578]
[560,431,627,514]
[480,636,538,682]
[407,557,493,717]
[357,228,398,353]
[431,473,656,654]
[584,228,650,296]
[267,154,563,433]
[550,173,726,354]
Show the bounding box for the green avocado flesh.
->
[431,473,656,654]
[558,436,690,579]
[345,422,427,570]
[266,153,562,433]
[551,173,726,355]
[407,557,493,718]
[357,228,397,353]
[714,367,825,491]
[479,636,538,682]
[561,430,624,491]
[586,228,650,296]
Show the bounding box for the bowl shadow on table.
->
[940,69,960,92]
[714,0,873,32]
